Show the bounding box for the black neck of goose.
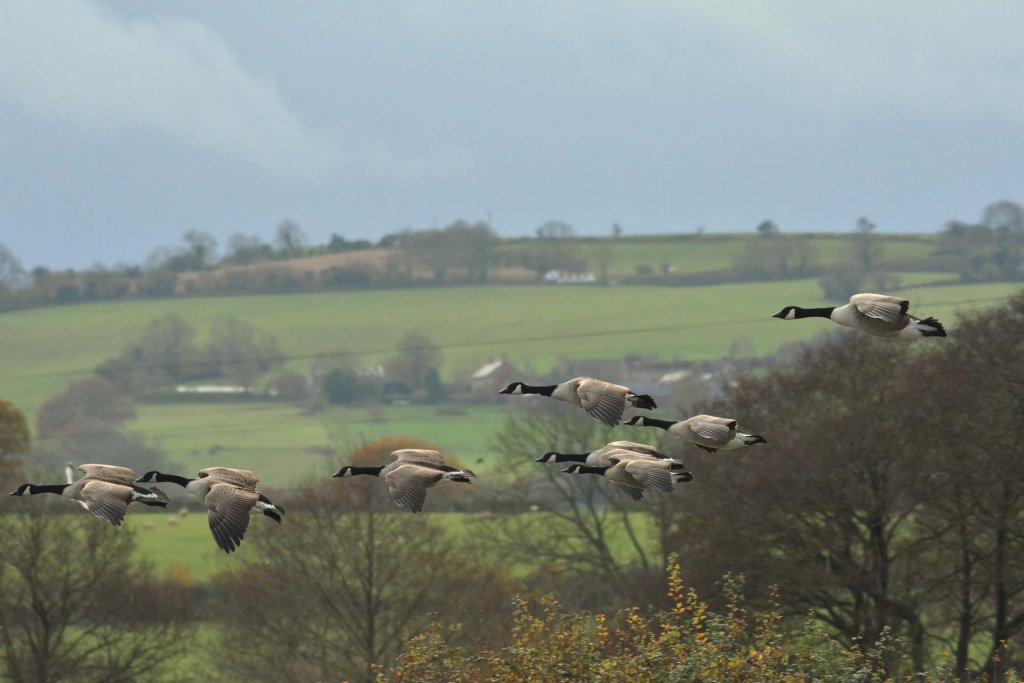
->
[350,466,385,476]
[795,306,834,319]
[521,383,557,396]
[154,473,193,487]
[576,465,608,475]
[555,453,588,463]
[30,483,70,495]
[640,417,676,431]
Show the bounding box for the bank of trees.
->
[661,291,1024,677]
[939,200,1024,282]
[96,313,282,394]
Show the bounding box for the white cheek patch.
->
[786,310,797,320]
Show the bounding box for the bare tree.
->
[484,404,660,607]
[275,220,308,257]
[854,216,882,271]
[96,313,203,393]
[214,438,509,683]
[182,230,217,269]
[0,242,27,292]
[0,512,188,683]
[204,317,283,386]
[385,331,441,393]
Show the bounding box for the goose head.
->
[498,382,525,395]
[772,306,798,320]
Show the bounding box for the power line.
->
[2,294,1013,383]
[18,292,1018,447]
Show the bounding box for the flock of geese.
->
[10,293,946,553]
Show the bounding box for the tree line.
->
[2,200,1022,313]
[3,292,1024,680]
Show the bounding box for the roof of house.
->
[472,360,509,379]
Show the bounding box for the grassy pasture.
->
[3,277,1019,423]
[131,402,510,487]
[127,509,657,584]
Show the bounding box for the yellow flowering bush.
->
[378,558,1019,683]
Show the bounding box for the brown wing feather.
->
[605,441,670,459]
[685,416,736,444]
[576,380,628,426]
[613,482,645,501]
[198,467,260,490]
[392,449,446,465]
[623,461,674,493]
[850,293,910,323]
[76,464,136,485]
[78,480,132,526]
[384,464,444,513]
[205,484,258,553]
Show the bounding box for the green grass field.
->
[3,277,1019,422]
[2,232,1020,500]
[131,402,510,486]
[126,509,657,584]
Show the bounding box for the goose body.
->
[197,466,259,490]
[773,293,946,339]
[536,440,680,465]
[624,415,767,453]
[562,450,692,500]
[499,376,657,426]
[11,464,169,526]
[332,449,475,513]
[135,468,284,553]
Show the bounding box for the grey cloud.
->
[0,0,323,176]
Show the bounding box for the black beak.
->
[771,312,784,319]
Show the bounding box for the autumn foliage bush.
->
[378,558,1015,683]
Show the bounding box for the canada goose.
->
[135,468,284,553]
[332,449,475,513]
[561,450,693,500]
[536,440,680,465]
[499,377,657,426]
[10,464,170,526]
[624,415,767,453]
[196,466,259,489]
[772,293,946,338]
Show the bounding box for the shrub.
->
[379,559,974,682]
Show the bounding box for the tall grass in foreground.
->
[380,559,1013,683]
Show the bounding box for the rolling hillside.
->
[2,232,1021,490]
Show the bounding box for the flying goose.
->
[536,440,681,465]
[499,376,656,426]
[624,415,767,453]
[772,293,946,338]
[135,468,284,553]
[10,464,170,526]
[332,448,475,513]
[561,450,693,500]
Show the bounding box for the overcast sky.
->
[1,1,1022,269]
